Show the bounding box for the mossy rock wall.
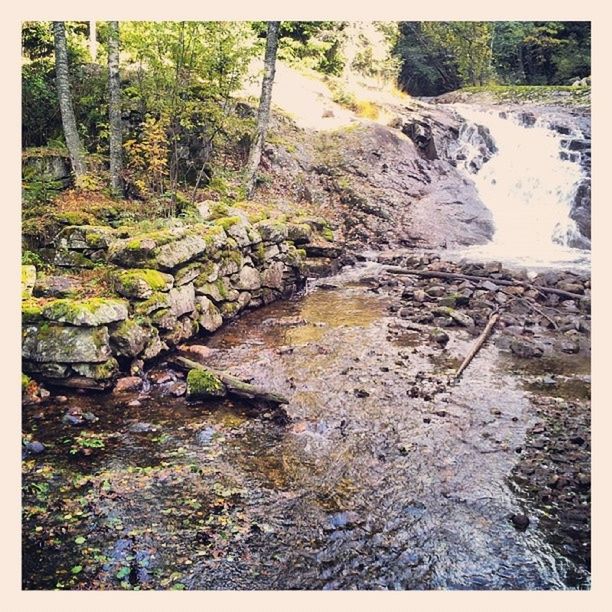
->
[21,214,339,389]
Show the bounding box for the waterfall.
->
[450,104,590,270]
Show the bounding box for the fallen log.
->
[382,266,586,301]
[173,356,289,405]
[455,310,502,380]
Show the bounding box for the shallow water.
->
[22,266,590,590]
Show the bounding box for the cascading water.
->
[450,104,590,270]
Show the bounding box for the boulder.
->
[111,269,174,299]
[234,266,261,291]
[113,376,142,393]
[261,261,285,290]
[195,296,223,332]
[33,275,79,298]
[155,234,208,270]
[21,265,36,298]
[510,338,544,359]
[168,283,196,317]
[56,225,116,250]
[41,298,129,326]
[110,319,149,357]
[71,358,119,381]
[256,220,288,243]
[23,324,112,363]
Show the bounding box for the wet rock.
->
[114,376,143,393]
[25,441,45,455]
[167,381,187,396]
[128,422,158,433]
[480,280,499,292]
[324,511,360,531]
[426,285,446,298]
[559,338,580,354]
[196,427,216,445]
[62,412,85,426]
[510,513,530,531]
[510,338,544,358]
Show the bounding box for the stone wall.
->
[22,213,337,389]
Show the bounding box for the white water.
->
[450,105,590,271]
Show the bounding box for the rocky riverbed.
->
[22,255,591,590]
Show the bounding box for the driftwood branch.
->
[173,356,289,405]
[455,310,502,380]
[382,266,585,301]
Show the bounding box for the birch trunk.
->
[245,21,280,199]
[108,21,123,194]
[53,21,86,178]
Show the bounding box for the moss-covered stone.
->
[72,358,119,381]
[195,277,232,303]
[22,265,37,298]
[109,319,149,357]
[287,223,313,245]
[22,324,112,363]
[112,268,174,299]
[134,292,171,316]
[22,298,44,323]
[150,308,179,331]
[56,225,116,250]
[42,297,129,326]
[214,216,241,231]
[195,296,223,332]
[186,368,226,399]
[256,220,289,243]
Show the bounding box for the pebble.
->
[510,513,530,531]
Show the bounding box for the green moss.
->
[22,299,44,322]
[42,297,127,326]
[186,368,225,398]
[22,373,32,390]
[114,269,172,294]
[208,203,230,219]
[321,226,334,241]
[53,211,96,226]
[134,292,170,315]
[214,216,242,231]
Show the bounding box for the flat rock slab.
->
[41,298,129,326]
[22,324,112,363]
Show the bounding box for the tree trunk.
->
[89,21,97,62]
[108,21,123,195]
[53,21,86,178]
[245,21,280,199]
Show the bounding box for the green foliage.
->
[397,21,591,95]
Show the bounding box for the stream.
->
[22,262,590,590]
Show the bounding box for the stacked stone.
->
[21,215,328,388]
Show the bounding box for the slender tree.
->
[89,21,97,62]
[245,21,280,199]
[108,21,123,194]
[52,21,86,178]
